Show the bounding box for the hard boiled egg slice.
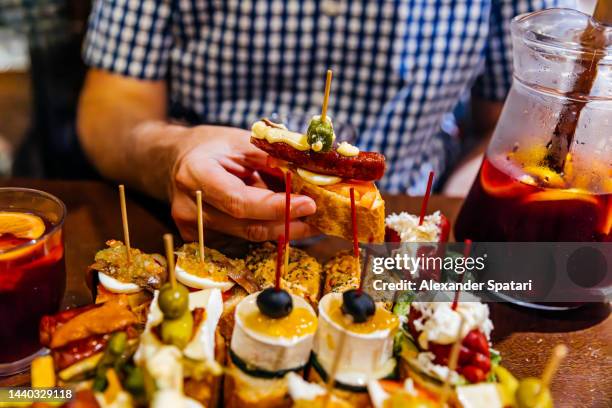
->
[296,168,342,186]
[98,272,141,294]
[175,264,235,292]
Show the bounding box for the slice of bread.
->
[223,358,292,408]
[291,173,385,243]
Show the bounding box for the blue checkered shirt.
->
[83,0,564,194]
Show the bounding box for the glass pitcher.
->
[455,8,612,242]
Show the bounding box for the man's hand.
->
[170,125,318,241]
[78,69,317,242]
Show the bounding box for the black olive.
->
[341,289,375,323]
[257,288,293,319]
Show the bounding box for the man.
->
[77,0,563,242]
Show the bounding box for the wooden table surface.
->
[1,179,610,407]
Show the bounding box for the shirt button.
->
[321,0,344,17]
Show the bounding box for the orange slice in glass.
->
[520,189,600,206]
[480,160,533,198]
[0,211,46,240]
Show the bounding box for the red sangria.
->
[457,9,612,243]
[0,188,66,375]
[455,156,611,242]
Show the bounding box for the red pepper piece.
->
[463,329,490,356]
[459,365,487,383]
[470,351,491,372]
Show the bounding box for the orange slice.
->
[480,160,533,198]
[523,166,565,188]
[0,211,46,240]
[520,189,600,206]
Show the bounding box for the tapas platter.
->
[27,71,570,408]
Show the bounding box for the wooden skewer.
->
[196,190,205,263]
[118,185,131,263]
[164,233,176,289]
[440,316,467,406]
[540,344,568,389]
[321,69,333,122]
[323,330,348,408]
[284,172,291,279]
[349,188,362,293]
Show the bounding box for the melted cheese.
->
[251,120,310,151]
[296,168,342,186]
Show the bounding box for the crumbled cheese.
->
[415,352,461,384]
[336,141,359,157]
[411,302,493,347]
[385,211,442,242]
[312,141,323,152]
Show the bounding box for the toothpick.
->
[349,188,361,293]
[541,344,568,389]
[276,235,285,291]
[321,69,333,122]
[440,316,466,405]
[452,239,472,311]
[419,171,435,226]
[323,330,348,408]
[196,190,205,263]
[118,185,131,262]
[284,172,291,280]
[164,233,176,289]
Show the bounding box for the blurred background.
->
[0,0,595,181]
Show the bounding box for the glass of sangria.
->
[456,8,612,242]
[0,188,66,375]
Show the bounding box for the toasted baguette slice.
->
[307,363,373,408]
[245,242,322,308]
[323,250,360,295]
[292,173,385,243]
[223,357,292,408]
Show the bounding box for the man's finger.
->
[202,203,320,242]
[195,161,316,221]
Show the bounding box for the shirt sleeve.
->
[82,0,173,80]
[473,0,568,101]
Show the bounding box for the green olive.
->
[516,378,553,408]
[108,331,127,355]
[158,283,189,319]
[160,310,194,349]
[124,366,145,395]
[307,117,335,152]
